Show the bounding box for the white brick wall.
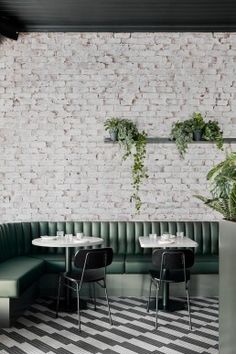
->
[0,32,236,222]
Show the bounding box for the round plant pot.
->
[109,130,118,142]
[193,130,203,141]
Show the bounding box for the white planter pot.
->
[219,220,236,354]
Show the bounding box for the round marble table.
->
[32,236,103,311]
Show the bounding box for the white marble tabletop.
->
[139,236,198,248]
[32,236,104,248]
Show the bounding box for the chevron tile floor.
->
[0,297,218,354]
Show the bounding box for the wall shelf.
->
[104,137,236,144]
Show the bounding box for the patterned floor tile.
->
[0,297,219,354]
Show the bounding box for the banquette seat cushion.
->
[0,257,44,297]
[0,221,219,298]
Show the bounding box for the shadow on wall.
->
[0,11,23,40]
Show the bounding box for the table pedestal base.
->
[149,298,186,312]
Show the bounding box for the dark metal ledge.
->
[104,137,236,144]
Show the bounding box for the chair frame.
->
[56,248,113,331]
[147,250,193,330]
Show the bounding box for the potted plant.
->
[171,112,224,158]
[170,120,193,158]
[203,120,223,150]
[104,118,120,142]
[192,112,205,141]
[104,118,148,212]
[194,152,236,353]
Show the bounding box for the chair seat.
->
[64,269,104,283]
[149,268,190,283]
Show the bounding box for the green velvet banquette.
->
[0,221,219,327]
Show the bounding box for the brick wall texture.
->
[0,32,236,222]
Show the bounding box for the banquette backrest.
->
[0,221,219,262]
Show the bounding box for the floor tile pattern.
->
[0,297,219,354]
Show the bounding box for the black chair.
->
[147,249,194,330]
[56,247,113,331]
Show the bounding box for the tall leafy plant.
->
[104,118,148,213]
[195,152,236,221]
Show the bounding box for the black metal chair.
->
[56,247,113,331]
[147,249,195,330]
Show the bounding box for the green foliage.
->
[170,112,224,158]
[170,120,193,158]
[104,118,121,133]
[104,118,148,213]
[191,112,205,130]
[194,152,236,221]
[203,120,223,150]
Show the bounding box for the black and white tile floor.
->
[0,297,218,354]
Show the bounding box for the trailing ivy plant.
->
[170,112,223,158]
[170,120,193,158]
[203,120,223,150]
[194,152,236,221]
[104,118,148,213]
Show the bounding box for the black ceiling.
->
[0,0,236,32]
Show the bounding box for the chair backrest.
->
[152,249,195,270]
[74,247,113,270]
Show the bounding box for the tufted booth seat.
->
[0,221,219,299]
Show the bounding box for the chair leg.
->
[76,283,81,332]
[186,283,192,331]
[147,278,153,313]
[155,281,160,330]
[56,275,62,318]
[104,280,113,326]
[93,283,97,311]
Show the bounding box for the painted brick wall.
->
[0,32,236,222]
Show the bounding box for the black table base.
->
[149,298,186,312]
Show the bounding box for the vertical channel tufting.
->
[39,222,48,236]
[0,225,5,262]
[160,222,168,235]
[56,222,65,254]
[143,222,151,237]
[168,222,177,236]
[22,223,32,255]
[135,222,143,255]
[56,222,65,233]
[83,222,91,237]
[109,222,118,254]
[65,222,74,235]
[48,222,58,254]
[30,222,39,254]
[0,221,220,262]
[211,222,219,255]
[14,223,24,256]
[202,222,211,255]
[0,225,7,261]
[176,221,185,234]
[7,223,16,256]
[127,222,135,255]
[74,222,83,234]
[92,222,100,237]
[152,222,160,236]
[118,222,126,255]
[101,222,109,248]
[48,222,57,236]
[39,222,49,254]
[143,222,151,255]
[193,222,203,255]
